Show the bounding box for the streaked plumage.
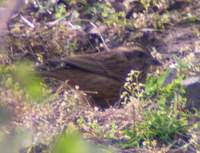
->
[38,47,161,108]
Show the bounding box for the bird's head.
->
[123,49,161,70]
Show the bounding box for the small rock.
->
[182,76,200,110]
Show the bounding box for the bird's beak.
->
[151,59,162,66]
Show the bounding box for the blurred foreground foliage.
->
[52,124,114,153]
[0,61,48,103]
[19,125,113,153]
[52,127,91,153]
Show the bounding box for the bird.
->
[38,46,161,108]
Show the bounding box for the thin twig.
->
[20,15,35,28]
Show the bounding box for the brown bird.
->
[38,47,161,108]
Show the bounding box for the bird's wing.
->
[64,56,108,74]
[47,52,126,81]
